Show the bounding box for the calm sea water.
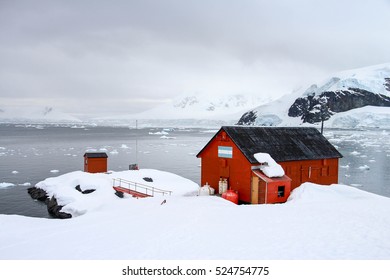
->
[0,124,389,218]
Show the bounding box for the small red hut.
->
[252,170,292,204]
[84,152,108,173]
[196,126,342,204]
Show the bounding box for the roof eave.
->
[195,127,224,158]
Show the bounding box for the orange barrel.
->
[222,190,238,204]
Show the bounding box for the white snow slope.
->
[93,93,271,127]
[240,63,390,128]
[0,169,389,260]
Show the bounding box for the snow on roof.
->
[253,152,285,177]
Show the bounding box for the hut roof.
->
[197,126,342,163]
[83,152,108,158]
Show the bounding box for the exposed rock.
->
[236,110,257,125]
[27,186,72,219]
[236,111,283,126]
[82,189,95,194]
[27,187,48,202]
[115,190,124,198]
[47,196,72,219]
[75,184,95,194]
[288,88,390,124]
[143,177,153,182]
[385,78,390,92]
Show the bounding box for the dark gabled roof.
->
[197,126,342,163]
[83,152,108,158]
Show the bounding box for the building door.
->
[251,176,259,204]
[258,180,266,204]
[219,159,230,178]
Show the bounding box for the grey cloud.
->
[1,0,389,116]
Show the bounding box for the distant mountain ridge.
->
[93,93,271,127]
[0,106,81,123]
[2,63,390,129]
[237,63,390,128]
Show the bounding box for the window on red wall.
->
[278,186,285,197]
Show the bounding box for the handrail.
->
[113,178,172,197]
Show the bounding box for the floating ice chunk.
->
[0,182,15,188]
[110,150,119,155]
[12,170,19,174]
[121,144,130,149]
[357,165,370,171]
[350,151,361,156]
[50,170,60,173]
[340,164,350,169]
[160,136,176,139]
[149,131,169,135]
[351,184,363,187]
[18,182,31,186]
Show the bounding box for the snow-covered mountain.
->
[237,63,390,129]
[3,63,390,129]
[0,106,81,123]
[94,93,271,127]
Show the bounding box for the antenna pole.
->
[135,120,138,165]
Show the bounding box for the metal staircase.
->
[113,178,172,198]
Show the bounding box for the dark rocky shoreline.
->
[27,184,97,219]
[28,187,72,219]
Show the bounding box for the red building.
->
[196,126,342,204]
[84,152,108,173]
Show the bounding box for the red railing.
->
[112,178,172,197]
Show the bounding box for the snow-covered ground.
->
[0,169,389,260]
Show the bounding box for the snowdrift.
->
[1,171,389,260]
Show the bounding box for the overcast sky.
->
[1,0,390,117]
